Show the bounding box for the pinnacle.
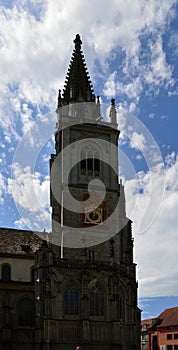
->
[58,34,95,106]
[73,34,82,50]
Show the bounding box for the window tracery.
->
[17,298,35,327]
[89,282,104,316]
[64,282,79,316]
[80,145,100,176]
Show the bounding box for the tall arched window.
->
[90,282,104,317]
[117,295,124,321]
[17,298,35,327]
[42,252,48,265]
[2,264,11,282]
[80,145,100,176]
[64,282,79,316]
[31,266,35,283]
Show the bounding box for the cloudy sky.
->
[0,0,178,319]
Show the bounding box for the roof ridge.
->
[160,306,178,314]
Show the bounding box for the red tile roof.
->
[157,307,178,328]
[141,318,156,327]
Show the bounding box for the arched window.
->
[90,282,104,316]
[2,264,11,282]
[42,252,48,264]
[31,266,35,283]
[117,295,124,321]
[80,146,100,176]
[64,282,79,316]
[17,298,35,327]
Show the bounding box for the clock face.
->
[84,207,103,224]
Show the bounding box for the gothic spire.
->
[60,34,95,106]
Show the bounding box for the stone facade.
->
[0,228,43,350]
[46,34,141,349]
[0,34,141,350]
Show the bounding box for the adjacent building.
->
[141,319,156,350]
[142,307,178,350]
[0,228,43,350]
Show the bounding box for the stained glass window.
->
[90,282,104,316]
[64,282,79,315]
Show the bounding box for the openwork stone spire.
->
[59,34,95,107]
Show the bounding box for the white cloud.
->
[165,151,176,166]
[130,132,146,152]
[129,102,137,114]
[149,113,155,119]
[118,77,143,102]
[168,30,178,56]
[7,163,51,230]
[117,104,164,169]
[124,153,178,297]
[21,103,34,135]
[136,154,143,160]
[0,173,6,204]
[148,113,168,120]
[160,115,168,120]
[8,163,50,211]
[0,0,177,301]
[0,0,176,108]
[168,86,178,96]
[104,71,117,98]
[165,152,178,190]
[145,36,174,91]
[14,210,51,231]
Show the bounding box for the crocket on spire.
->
[58,34,95,107]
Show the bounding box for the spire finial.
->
[74,34,82,50]
[111,98,115,106]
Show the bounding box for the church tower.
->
[36,34,140,350]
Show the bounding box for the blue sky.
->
[0,0,178,319]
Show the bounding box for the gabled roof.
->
[141,318,156,328]
[157,306,178,328]
[58,34,95,106]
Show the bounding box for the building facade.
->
[0,228,43,350]
[142,307,178,350]
[0,34,140,350]
[141,319,156,350]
